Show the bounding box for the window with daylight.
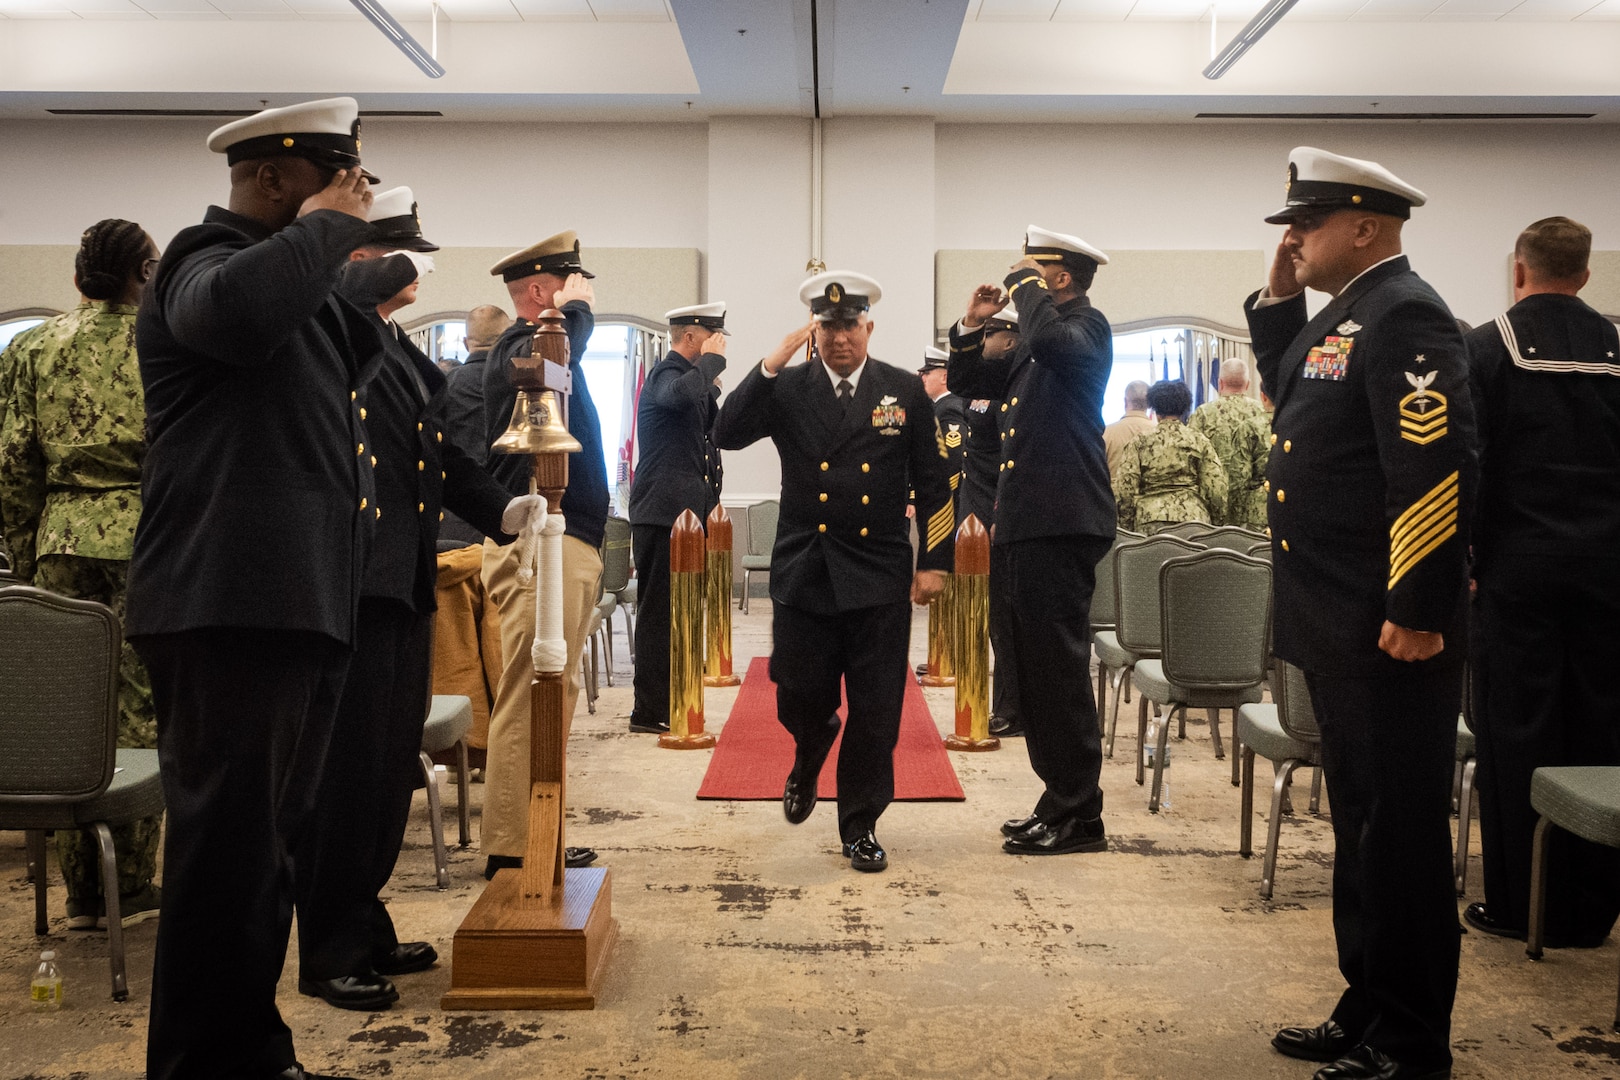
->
[1106,322,1256,424]
[0,316,50,353]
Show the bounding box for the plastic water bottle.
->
[30,950,62,1011]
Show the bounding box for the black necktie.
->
[837,378,853,411]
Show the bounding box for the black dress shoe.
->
[1273,1020,1354,1063]
[628,714,670,734]
[297,972,398,1011]
[783,760,819,825]
[565,846,598,868]
[484,854,522,881]
[1462,901,1526,940]
[842,831,888,872]
[372,941,437,976]
[1000,813,1041,839]
[1002,815,1106,855]
[915,662,929,678]
[272,1065,359,1080]
[989,713,1026,738]
[1313,1044,1450,1080]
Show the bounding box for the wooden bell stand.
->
[442,311,618,1010]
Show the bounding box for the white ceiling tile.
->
[510,0,589,14]
[0,0,72,10]
[1352,0,1443,10]
[435,0,518,18]
[147,8,229,16]
[1051,0,1133,19]
[1435,0,1519,11]
[1128,0,1224,19]
[1284,0,1366,20]
[1424,9,1505,16]
[976,0,1061,19]
[0,8,78,15]
[587,0,667,20]
[1574,0,1620,14]
[1498,0,1600,18]
[136,0,222,10]
[79,8,153,14]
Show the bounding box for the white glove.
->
[387,250,436,279]
[501,494,546,536]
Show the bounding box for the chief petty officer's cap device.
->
[1265,146,1428,224]
[665,302,729,334]
[366,186,439,252]
[918,346,948,374]
[799,271,883,323]
[1023,225,1109,272]
[490,230,594,282]
[207,97,377,182]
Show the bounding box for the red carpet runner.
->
[696,657,966,801]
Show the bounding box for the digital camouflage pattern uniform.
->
[1112,417,1228,534]
[1189,392,1272,530]
[0,301,159,908]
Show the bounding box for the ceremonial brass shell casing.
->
[662,510,715,750]
[945,514,998,752]
[703,504,742,687]
[918,574,956,687]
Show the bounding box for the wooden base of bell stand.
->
[702,673,742,687]
[657,731,716,750]
[944,733,1001,752]
[918,674,956,687]
[441,867,618,1011]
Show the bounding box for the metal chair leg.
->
[1239,747,1256,858]
[28,830,47,936]
[600,626,615,688]
[455,737,471,849]
[92,822,128,1000]
[621,601,635,655]
[1527,814,1553,959]
[1106,664,1130,758]
[1309,767,1323,814]
[1455,757,1476,896]
[1452,760,1464,815]
[1231,732,1243,787]
[1148,703,1177,813]
[1262,759,1305,901]
[1209,707,1225,760]
[1095,662,1109,737]
[740,569,751,614]
[1134,694,1149,785]
[420,750,449,890]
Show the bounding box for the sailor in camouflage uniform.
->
[1113,379,1228,534]
[1189,358,1271,530]
[0,218,162,929]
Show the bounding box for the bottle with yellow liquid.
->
[30,949,62,1010]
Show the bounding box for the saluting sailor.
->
[711,272,954,873]
[290,187,540,1012]
[918,347,967,497]
[627,302,730,736]
[948,227,1116,855]
[128,97,382,1080]
[1247,147,1474,1080]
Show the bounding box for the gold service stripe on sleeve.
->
[1388,470,1460,589]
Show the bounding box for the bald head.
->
[466,304,512,351]
[1123,380,1150,412]
[1219,358,1251,394]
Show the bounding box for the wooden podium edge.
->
[440,917,619,1011]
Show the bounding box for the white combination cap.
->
[665,302,728,332]
[365,186,438,252]
[207,97,371,178]
[986,301,1019,328]
[1025,225,1109,268]
[1266,146,1428,224]
[799,271,882,321]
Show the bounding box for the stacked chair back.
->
[745,499,780,558]
[1158,550,1272,692]
[1113,535,1203,658]
[600,515,632,594]
[1091,533,1122,631]
[1156,521,1211,540]
[1245,541,1272,562]
[1275,659,1319,743]
[0,585,120,806]
[1191,525,1268,552]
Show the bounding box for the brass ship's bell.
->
[491,308,583,457]
[492,388,582,456]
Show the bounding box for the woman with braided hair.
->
[0,217,164,930]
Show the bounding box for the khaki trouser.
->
[479,532,602,858]
[431,544,503,749]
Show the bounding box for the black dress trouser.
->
[989,563,1022,723]
[771,598,912,844]
[295,596,434,980]
[995,534,1112,824]
[1472,556,1620,942]
[630,524,672,729]
[135,628,350,1080]
[1305,659,1463,1072]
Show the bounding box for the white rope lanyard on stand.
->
[514,478,568,676]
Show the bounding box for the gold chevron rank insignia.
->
[1399,370,1448,444]
[945,424,963,449]
[1389,470,1459,590]
[926,500,955,551]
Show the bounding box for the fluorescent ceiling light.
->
[349,0,446,78]
[1203,0,1299,79]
